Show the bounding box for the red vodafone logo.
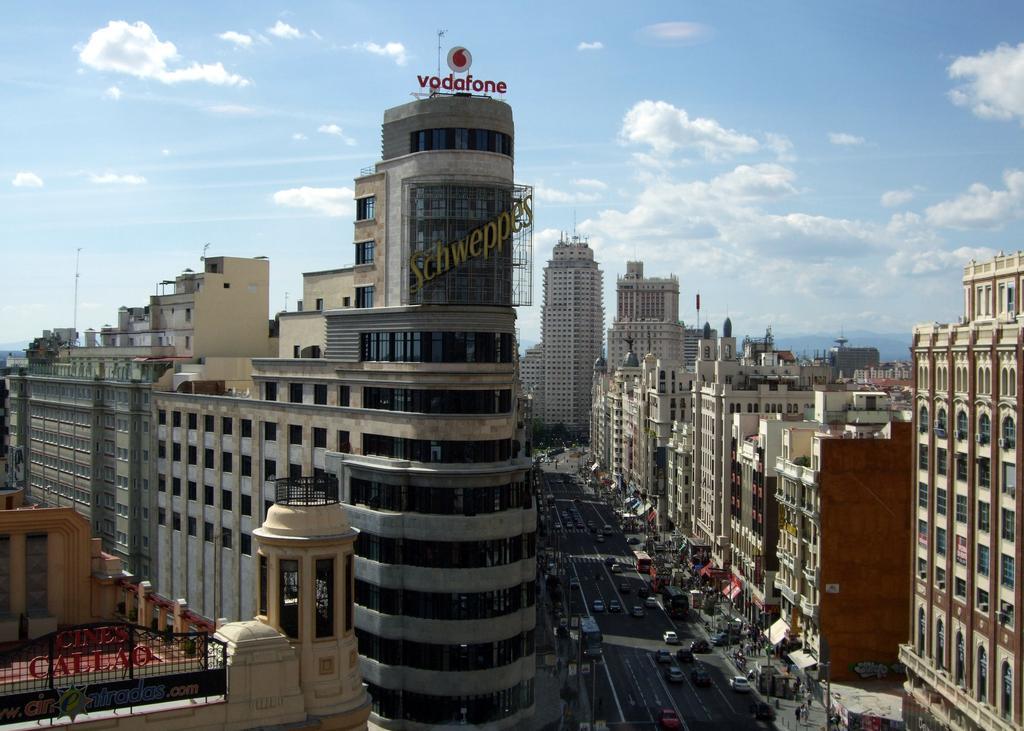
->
[447,47,472,73]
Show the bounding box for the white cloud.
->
[577,41,603,51]
[161,148,171,156]
[571,178,608,190]
[89,172,147,185]
[828,132,865,146]
[267,21,303,40]
[880,188,916,208]
[207,104,259,116]
[351,41,408,66]
[764,132,795,162]
[79,21,250,87]
[536,186,601,204]
[11,171,43,188]
[272,186,353,217]
[310,30,323,41]
[103,85,122,100]
[640,21,712,45]
[620,100,759,160]
[318,124,356,145]
[887,245,996,276]
[218,31,252,48]
[925,169,1024,229]
[947,42,1024,123]
[292,132,307,141]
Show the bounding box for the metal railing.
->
[273,474,339,505]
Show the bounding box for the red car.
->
[657,708,682,729]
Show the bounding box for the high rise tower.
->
[606,261,683,370]
[540,234,603,436]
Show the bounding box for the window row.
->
[366,679,533,725]
[363,387,512,415]
[360,331,514,364]
[920,406,1015,447]
[357,629,532,672]
[355,579,534,620]
[354,531,536,568]
[362,434,512,463]
[409,128,512,157]
[159,411,250,436]
[350,477,530,515]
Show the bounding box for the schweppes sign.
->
[409,193,533,294]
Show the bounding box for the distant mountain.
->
[771,330,910,362]
[0,342,27,353]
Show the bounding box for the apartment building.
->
[540,234,603,435]
[152,93,537,729]
[692,320,830,571]
[772,390,911,683]
[666,420,695,540]
[520,343,544,415]
[829,335,880,380]
[5,258,273,577]
[606,261,684,370]
[901,252,1024,730]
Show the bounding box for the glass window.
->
[356,286,374,308]
[978,544,990,576]
[259,555,268,615]
[979,500,991,531]
[280,559,300,637]
[355,240,375,265]
[25,535,47,615]
[315,558,334,638]
[356,196,375,220]
[1001,554,1015,588]
[1002,417,1016,447]
[1002,508,1015,542]
[314,384,328,405]
[936,488,947,515]
[956,494,968,523]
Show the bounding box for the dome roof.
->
[723,317,733,338]
[622,350,639,368]
[702,321,712,340]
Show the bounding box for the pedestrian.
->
[795,705,801,724]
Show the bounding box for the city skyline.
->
[4,2,1024,345]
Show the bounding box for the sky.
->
[2,2,1024,349]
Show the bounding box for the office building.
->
[152,92,537,729]
[539,234,603,435]
[829,336,880,380]
[901,252,1024,730]
[606,261,684,370]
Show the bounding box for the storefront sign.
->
[408,193,533,294]
[417,46,507,94]
[0,622,227,725]
[956,535,967,565]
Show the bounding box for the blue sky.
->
[3,2,1024,348]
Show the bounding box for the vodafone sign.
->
[418,47,507,95]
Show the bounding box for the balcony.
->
[775,456,817,486]
[273,474,339,506]
[774,578,797,603]
[800,597,819,621]
[802,565,819,586]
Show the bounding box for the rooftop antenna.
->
[284,291,290,312]
[436,29,447,79]
[202,242,210,261]
[72,247,82,348]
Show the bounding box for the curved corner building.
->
[323,94,536,728]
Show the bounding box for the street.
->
[541,457,774,731]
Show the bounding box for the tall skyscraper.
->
[540,234,603,435]
[901,252,1023,730]
[607,261,683,369]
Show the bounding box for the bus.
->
[661,586,690,619]
[580,616,603,658]
[633,550,653,575]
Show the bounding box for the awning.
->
[591,462,600,472]
[700,563,717,578]
[723,584,741,601]
[625,497,642,512]
[767,618,790,646]
[646,508,658,524]
[788,649,818,670]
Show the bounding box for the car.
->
[608,599,622,613]
[602,525,614,535]
[604,556,617,566]
[627,536,641,545]
[592,599,605,613]
[676,648,695,663]
[657,708,682,730]
[711,632,730,646]
[691,665,712,687]
[690,639,711,654]
[654,649,673,664]
[637,585,650,599]
[664,665,685,683]
[596,534,605,543]
[730,676,752,693]
[569,577,580,590]
[631,605,645,617]
[645,596,659,608]
[752,701,775,721]
[610,563,623,574]
[619,582,631,594]
[663,631,680,645]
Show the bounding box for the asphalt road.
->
[540,458,773,731]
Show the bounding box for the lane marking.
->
[644,650,691,731]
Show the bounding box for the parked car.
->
[608,599,622,613]
[592,599,605,613]
[676,648,695,663]
[657,708,683,729]
[664,665,685,683]
[690,639,711,654]
[655,649,673,664]
[610,563,623,574]
[752,701,775,721]
[730,676,752,693]
[645,596,659,608]
[710,631,730,646]
[663,631,680,645]
[691,665,712,687]
[631,605,645,618]
[619,582,631,594]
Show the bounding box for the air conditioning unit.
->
[979,603,989,612]
[999,438,1006,448]
[937,581,945,591]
